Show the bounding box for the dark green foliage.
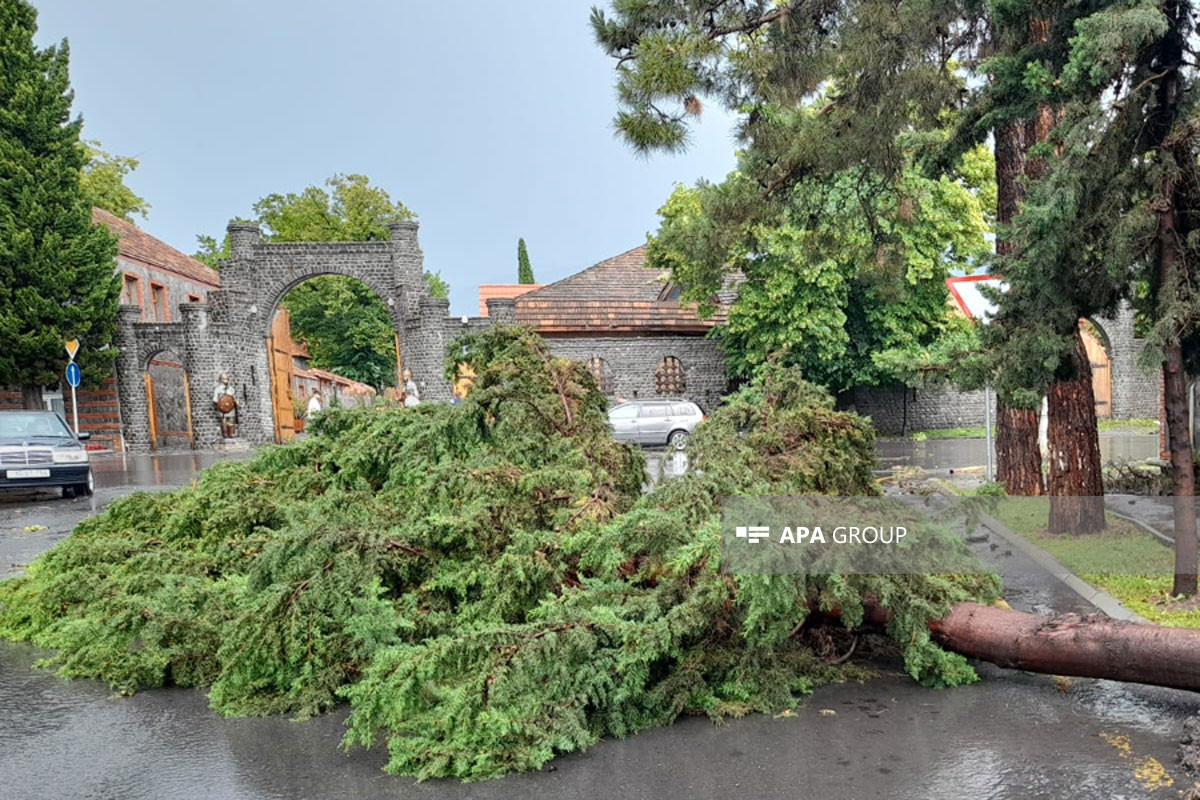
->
[0,0,119,395]
[517,237,535,284]
[0,327,996,780]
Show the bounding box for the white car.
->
[0,411,94,497]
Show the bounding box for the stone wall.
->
[848,385,996,435]
[1096,304,1160,419]
[542,335,728,411]
[851,304,1160,435]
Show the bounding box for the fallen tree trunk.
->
[932,603,1200,692]
[843,602,1200,692]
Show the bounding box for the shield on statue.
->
[217,394,236,414]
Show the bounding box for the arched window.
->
[655,356,686,396]
[587,356,615,395]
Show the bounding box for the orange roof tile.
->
[478,284,544,315]
[93,208,220,288]
[513,245,731,334]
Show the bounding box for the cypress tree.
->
[517,237,535,284]
[0,0,118,408]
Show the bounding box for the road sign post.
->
[65,342,81,435]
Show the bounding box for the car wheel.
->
[67,470,94,498]
[668,430,689,450]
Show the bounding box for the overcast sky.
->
[32,0,738,315]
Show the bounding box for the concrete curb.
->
[977,512,1148,623]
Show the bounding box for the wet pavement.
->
[877,433,1160,474]
[1,446,1198,799]
[0,450,250,580]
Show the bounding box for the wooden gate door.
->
[268,311,296,443]
[1081,325,1112,419]
[145,350,193,450]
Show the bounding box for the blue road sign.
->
[65,361,81,388]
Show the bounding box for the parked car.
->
[0,411,93,497]
[607,399,704,449]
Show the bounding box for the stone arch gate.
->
[115,220,494,452]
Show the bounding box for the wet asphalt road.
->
[1,448,1198,799]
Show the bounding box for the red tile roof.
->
[513,245,730,334]
[93,208,220,288]
[478,284,544,316]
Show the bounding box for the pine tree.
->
[591,1,1112,512]
[999,0,1200,591]
[517,237,535,284]
[0,0,118,408]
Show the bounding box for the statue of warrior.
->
[212,373,237,438]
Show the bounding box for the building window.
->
[150,282,169,322]
[121,274,141,307]
[586,356,615,395]
[187,294,202,304]
[655,356,686,396]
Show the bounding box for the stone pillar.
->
[227,223,261,261]
[389,220,425,316]
[486,297,517,324]
[178,302,220,449]
[402,297,453,403]
[113,306,149,452]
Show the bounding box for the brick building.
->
[483,245,734,411]
[1,210,221,451]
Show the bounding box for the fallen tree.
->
[0,327,1194,782]
[930,603,1200,692]
[834,601,1200,693]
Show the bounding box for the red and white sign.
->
[946,275,1006,325]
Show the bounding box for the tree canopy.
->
[0,0,119,405]
[651,145,993,391]
[194,174,450,387]
[79,139,150,222]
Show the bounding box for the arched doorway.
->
[265,274,399,443]
[1080,321,1112,419]
[144,349,193,450]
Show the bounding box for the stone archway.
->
[114,219,481,451]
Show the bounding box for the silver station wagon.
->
[607,399,704,449]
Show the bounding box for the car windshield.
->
[0,412,73,439]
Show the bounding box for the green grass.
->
[892,418,1159,442]
[906,426,986,441]
[988,499,1200,628]
[1097,418,1160,435]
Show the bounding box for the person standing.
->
[402,369,420,407]
[307,388,324,418]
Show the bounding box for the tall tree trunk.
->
[1046,329,1106,533]
[1023,91,1105,518]
[993,121,1044,495]
[1154,18,1198,596]
[1159,169,1197,596]
[995,404,1044,495]
[1164,343,1197,597]
[21,384,43,410]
